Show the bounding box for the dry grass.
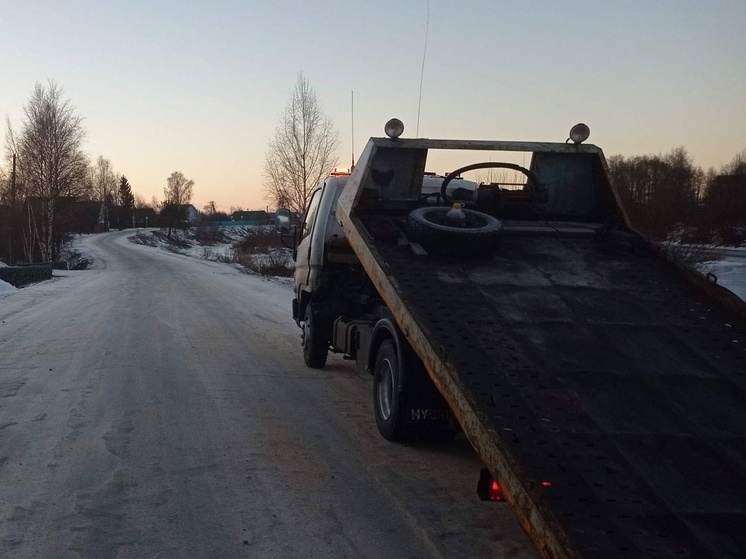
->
[235,249,294,277]
[231,227,279,254]
[194,226,229,246]
[230,227,293,277]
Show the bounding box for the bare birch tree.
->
[164,171,194,206]
[90,156,118,203]
[722,149,746,175]
[15,81,88,262]
[162,171,194,237]
[132,193,148,209]
[263,73,339,214]
[0,167,7,203]
[3,119,24,207]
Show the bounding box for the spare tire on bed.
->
[406,206,503,256]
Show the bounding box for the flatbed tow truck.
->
[278,121,746,558]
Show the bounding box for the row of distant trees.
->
[0,80,196,263]
[608,147,746,244]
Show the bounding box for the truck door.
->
[294,185,325,295]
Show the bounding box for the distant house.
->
[62,200,107,233]
[133,207,158,228]
[23,197,105,235]
[159,204,198,222]
[0,205,14,262]
[106,205,159,229]
[108,205,134,230]
[180,204,199,224]
[230,210,270,225]
[158,203,199,230]
[2,198,105,235]
[0,198,106,262]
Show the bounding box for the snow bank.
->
[0,278,16,293]
[708,246,746,302]
[0,260,17,292]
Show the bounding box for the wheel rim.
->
[377,358,394,420]
[424,208,488,229]
[302,314,311,352]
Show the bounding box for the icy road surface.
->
[0,231,538,559]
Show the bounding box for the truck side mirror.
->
[275,209,292,234]
[275,208,298,257]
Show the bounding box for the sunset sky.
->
[1,0,744,212]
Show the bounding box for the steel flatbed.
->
[337,137,746,559]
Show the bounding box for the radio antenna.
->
[351,90,355,169]
[416,0,430,137]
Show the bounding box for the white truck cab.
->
[293,174,352,318]
[278,168,478,440]
[286,171,480,370]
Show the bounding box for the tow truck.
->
[276,120,746,559]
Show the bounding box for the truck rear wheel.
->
[302,303,328,368]
[373,339,408,441]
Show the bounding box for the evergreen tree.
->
[119,175,135,208]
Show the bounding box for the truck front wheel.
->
[373,340,408,441]
[302,303,328,368]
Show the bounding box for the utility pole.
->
[351,91,355,170]
[10,153,16,207]
[9,153,17,262]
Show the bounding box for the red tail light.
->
[477,469,552,501]
[477,468,505,501]
[490,480,504,501]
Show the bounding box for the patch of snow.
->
[1,259,16,292]
[63,233,98,269]
[707,246,746,302]
[0,278,16,293]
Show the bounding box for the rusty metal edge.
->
[337,207,583,559]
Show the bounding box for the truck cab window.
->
[301,187,323,239]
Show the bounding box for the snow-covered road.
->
[0,231,537,559]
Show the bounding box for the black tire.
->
[407,206,503,256]
[408,365,458,444]
[302,302,328,369]
[373,340,408,441]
